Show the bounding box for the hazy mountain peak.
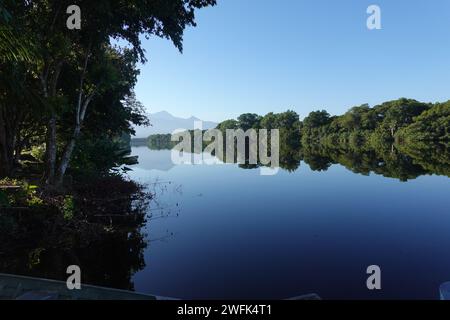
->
[133,111,218,138]
[152,110,174,118]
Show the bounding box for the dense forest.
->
[142,98,449,179]
[0,0,215,197]
[213,98,449,147]
[0,1,216,284]
[221,99,449,178]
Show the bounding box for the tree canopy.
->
[0,0,216,185]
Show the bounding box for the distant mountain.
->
[133,111,218,138]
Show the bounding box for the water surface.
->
[129,147,450,299]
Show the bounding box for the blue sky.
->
[134,0,450,122]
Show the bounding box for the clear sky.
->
[134,0,450,122]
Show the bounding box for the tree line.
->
[143,98,449,152]
[142,99,449,178]
[300,98,449,148]
[215,98,449,148]
[216,99,449,177]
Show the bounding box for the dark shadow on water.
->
[0,177,151,291]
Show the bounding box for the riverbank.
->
[0,174,152,290]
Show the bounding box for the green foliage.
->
[301,110,332,144]
[216,119,239,131]
[70,134,135,176]
[0,26,37,62]
[214,99,449,179]
[376,98,431,140]
[0,178,44,207]
[299,98,439,149]
[0,1,37,62]
[237,113,262,131]
[293,99,448,180]
[25,185,44,207]
[62,196,75,220]
[216,111,302,171]
[303,110,331,129]
[397,102,450,143]
[219,110,300,134]
[0,0,216,186]
[30,144,47,162]
[148,134,177,150]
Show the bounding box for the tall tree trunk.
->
[44,114,57,184]
[55,92,94,186]
[55,126,79,186]
[54,47,93,187]
[42,61,62,186]
[0,106,18,177]
[0,109,12,177]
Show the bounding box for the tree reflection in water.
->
[1,141,448,291]
[0,176,150,291]
[144,134,449,180]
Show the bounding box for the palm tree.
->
[0,2,34,62]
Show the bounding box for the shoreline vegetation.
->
[0,1,449,292]
[0,175,151,290]
[135,98,450,180]
[0,1,216,287]
[1,0,217,199]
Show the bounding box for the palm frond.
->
[0,27,36,62]
[0,3,36,62]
